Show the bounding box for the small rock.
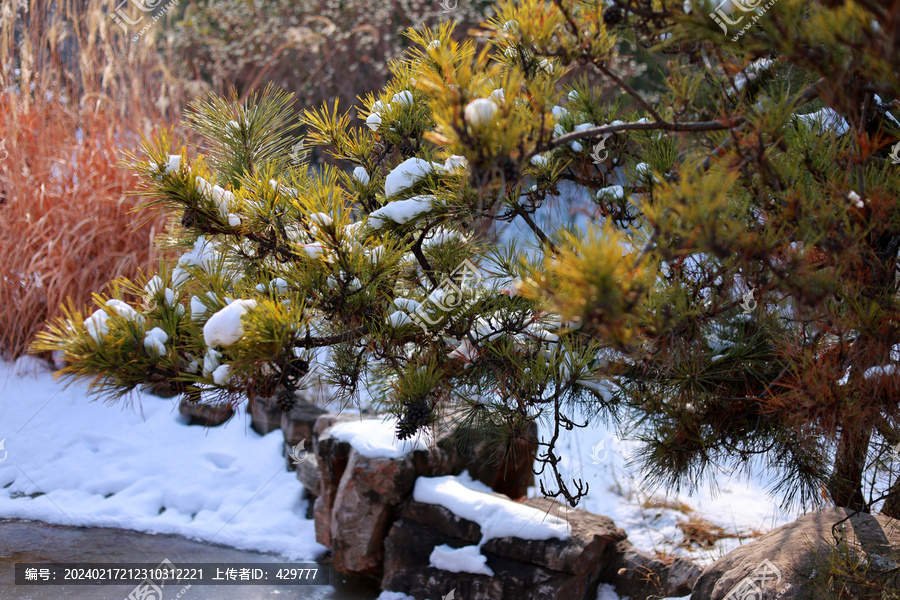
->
[296,452,321,497]
[178,397,234,427]
[248,395,281,435]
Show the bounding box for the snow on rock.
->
[143,327,168,357]
[796,107,850,136]
[596,583,619,600]
[368,196,434,229]
[202,299,257,347]
[375,593,417,600]
[384,158,435,196]
[429,543,495,576]
[83,309,110,343]
[413,474,570,542]
[327,417,431,459]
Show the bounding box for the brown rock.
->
[383,517,506,599]
[603,539,701,599]
[282,398,327,448]
[178,397,234,427]
[507,497,627,575]
[382,495,627,600]
[295,452,321,497]
[330,450,417,578]
[692,507,900,600]
[312,431,352,548]
[248,395,281,435]
[454,419,538,500]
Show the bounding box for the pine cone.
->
[395,399,432,440]
[396,420,419,441]
[405,400,431,426]
[283,357,309,384]
[275,387,297,412]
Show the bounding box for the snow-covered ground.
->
[0,355,799,600]
[0,356,322,561]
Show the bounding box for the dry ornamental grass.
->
[0,0,190,360]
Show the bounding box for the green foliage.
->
[32,0,900,511]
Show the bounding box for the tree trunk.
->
[882,476,900,519]
[828,424,871,511]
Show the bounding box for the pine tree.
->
[32,1,900,513]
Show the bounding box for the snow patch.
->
[327,417,432,459]
[414,474,570,543]
[83,309,110,343]
[143,327,168,357]
[369,196,434,229]
[384,158,435,197]
[202,299,257,347]
[429,543,494,576]
[796,107,850,136]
